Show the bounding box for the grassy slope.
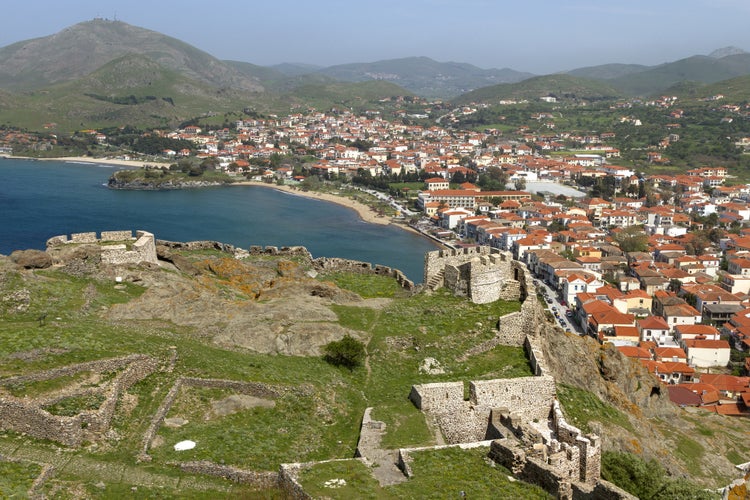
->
[0,254,528,497]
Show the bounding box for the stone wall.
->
[489,433,618,500]
[0,355,159,447]
[101,230,134,241]
[46,230,158,265]
[178,461,278,489]
[409,376,557,444]
[312,257,415,290]
[552,400,601,484]
[424,246,497,285]
[426,247,514,304]
[408,382,464,413]
[471,375,557,422]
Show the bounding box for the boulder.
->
[10,249,52,269]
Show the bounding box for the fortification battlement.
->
[46,230,158,266]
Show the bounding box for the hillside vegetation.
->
[0,240,748,497]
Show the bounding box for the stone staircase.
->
[425,269,444,291]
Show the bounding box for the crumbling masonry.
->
[424,246,519,303]
[408,255,635,500]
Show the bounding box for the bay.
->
[0,159,439,282]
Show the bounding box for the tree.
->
[514,177,527,191]
[613,226,649,253]
[323,335,365,371]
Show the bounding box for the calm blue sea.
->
[0,159,438,282]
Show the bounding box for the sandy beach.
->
[3,155,168,169]
[232,181,394,226]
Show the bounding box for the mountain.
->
[563,51,750,97]
[0,19,263,92]
[566,63,649,80]
[316,56,534,99]
[607,54,750,96]
[708,46,748,58]
[0,54,255,131]
[271,62,324,77]
[451,74,622,105]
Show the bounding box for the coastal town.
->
[21,93,748,419]
[5,90,750,426]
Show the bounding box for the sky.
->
[2,0,750,74]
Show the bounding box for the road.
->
[534,279,585,335]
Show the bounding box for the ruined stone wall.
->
[470,376,557,422]
[409,377,557,443]
[424,246,498,285]
[278,463,314,499]
[178,461,278,489]
[489,437,616,500]
[443,263,468,296]
[526,335,550,377]
[0,398,83,446]
[312,257,415,290]
[552,400,601,484]
[70,232,98,243]
[102,231,158,265]
[46,230,158,265]
[0,355,159,447]
[101,230,134,241]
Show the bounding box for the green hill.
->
[0,19,263,92]
[0,54,255,131]
[319,56,534,99]
[451,74,623,105]
[607,54,750,96]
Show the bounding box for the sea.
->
[0,159,440,283]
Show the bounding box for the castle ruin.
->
[424,246,519,303]
[46,230,158,266]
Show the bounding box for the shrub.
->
[323,335,365,371]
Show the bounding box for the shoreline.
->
[2,154,167,169]
[238,182,449,247]
[232,181,394,226]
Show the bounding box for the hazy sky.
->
[3,0,750,74]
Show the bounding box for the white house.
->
[682,339,731,368]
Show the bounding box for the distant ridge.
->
[316,56,534,98]
[451,74,622,105]
[708,46,747,58]
[0,19,264,91]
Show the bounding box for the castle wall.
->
[470,376,557,422]
[101,230,133,241]
[313,257,415,290]
[424,246,497,286]
[0,355,159,447]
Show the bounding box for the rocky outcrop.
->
[9,249,52,269]
[107,175,230,190]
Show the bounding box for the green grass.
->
[319,273,408,299]
[726,449,745,465]
[372,404,435,449]
[556,384,634,433]
[0,461,42,498]
[298,448,553,499]
[298,459,384,499]
[391,447,552,499]
[44,393,107,416]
